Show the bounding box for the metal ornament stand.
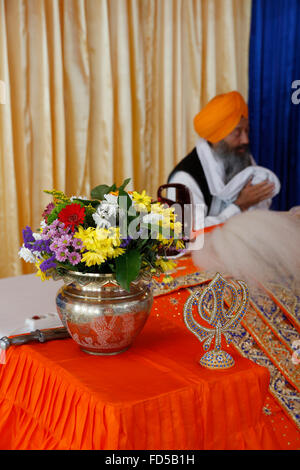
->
[183,273,249,369]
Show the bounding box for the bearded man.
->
[167,91,280,229]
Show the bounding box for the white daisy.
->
[18,246,37,264]
[103,193,118,205]
[40,220,47,231]
[33,232,43,241]
[92,212,112,229]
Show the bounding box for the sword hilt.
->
[0,327,70,350]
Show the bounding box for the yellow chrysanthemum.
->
[156,258,177,272]
[75,226,124,267]
[175,239,185,250]
[81,251,106,267]
[132,190,152,211]
[108,227,121,246]
[157,233,173,246]
[171,221,182,236]
[151,203,175,217]
[74,226,93,243]
[150,202,165,215]
[94,227,110,240]
[110,247,126,258]
[150,204,178,236]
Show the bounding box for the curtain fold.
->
[0,0,251,278]
[0,0,22,276]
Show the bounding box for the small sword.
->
[0,327,70,350]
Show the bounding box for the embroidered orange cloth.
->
[0,309,280,450]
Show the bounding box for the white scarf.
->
[195,138,281,204]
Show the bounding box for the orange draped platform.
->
[0,256,299,450]
[0,318,279,450]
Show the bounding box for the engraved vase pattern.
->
[55,271,153,355]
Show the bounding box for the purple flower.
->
[72,238,83,250]
[58,234,72,247]
[56,247,69,262]
[50,239,61,253]
[58,224,71,235]
[68,251,81,265]
[50,219,61,228]
[39,255,56,272]
[32,239,52,255]
[42,203,55,219]
[120,236,132,248]
[45,228,58,239]
[22,226,35,248]
[41,222,61,240]
[41,227,50,238]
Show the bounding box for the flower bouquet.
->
[19,179,184,291]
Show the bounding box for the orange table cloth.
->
[0,310,280,450]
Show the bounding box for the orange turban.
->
[193,91,248,143]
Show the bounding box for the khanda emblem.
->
[183,273,249,369]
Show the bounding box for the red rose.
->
[58,203,85,231]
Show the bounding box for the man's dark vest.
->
[167,147,213,213]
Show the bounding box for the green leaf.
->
[47,202,69,224]
[118,178,131,192]
[91,184,116,200]
[115,249,141,291]
[72,198,99,208]
[91,178,130,201]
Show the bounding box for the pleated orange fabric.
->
[0,312,280,450]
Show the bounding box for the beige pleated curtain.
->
[0,0,251,278]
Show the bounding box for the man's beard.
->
[212,141,252,184]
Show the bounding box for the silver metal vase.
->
[55,270,153,355]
